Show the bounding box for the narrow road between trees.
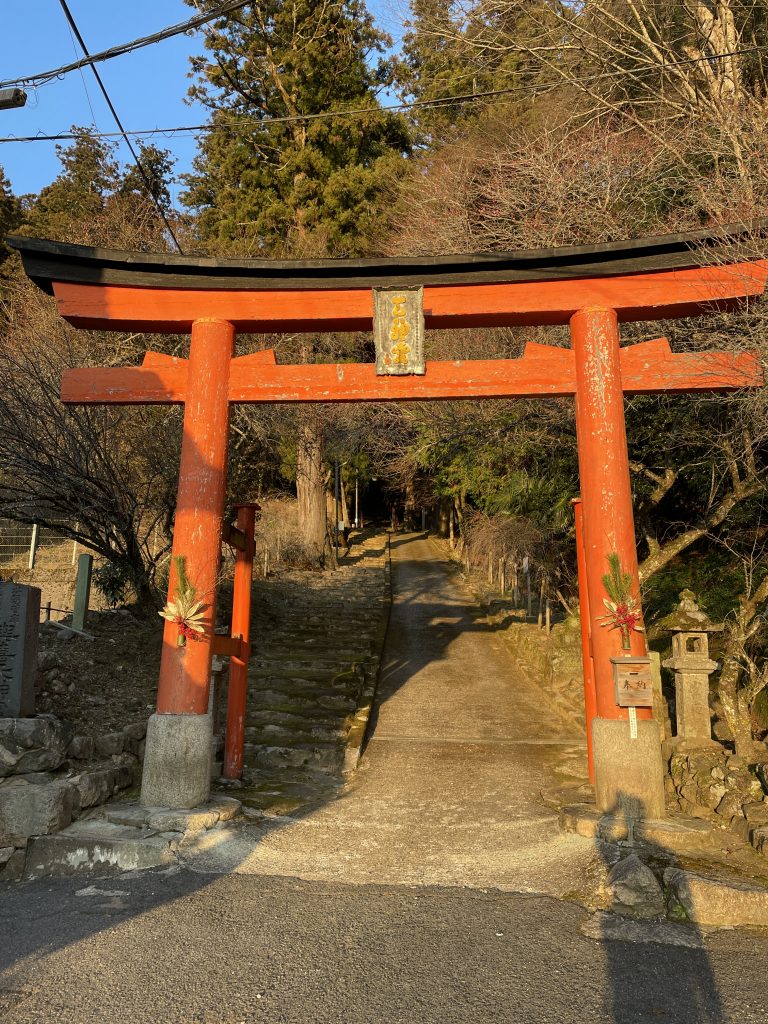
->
[2,533,768,1022]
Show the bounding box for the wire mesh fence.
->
[0,518,82,572]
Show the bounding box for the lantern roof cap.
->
[659,590,724,633]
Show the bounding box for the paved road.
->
[2,533,768,1022]
[2,869,768,1023]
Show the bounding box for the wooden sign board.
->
[373,286,425,375]
[611,656,654,708]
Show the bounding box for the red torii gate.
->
[9,228,766,816]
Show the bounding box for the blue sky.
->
[0,0,407,202]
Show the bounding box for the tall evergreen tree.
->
[0,166,21,268]
[181,0,411,256]
[23,128,119,241]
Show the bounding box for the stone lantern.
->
[660,590,723,751]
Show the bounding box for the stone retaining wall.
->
[0,715,146,881]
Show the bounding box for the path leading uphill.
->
[182,532,594,894]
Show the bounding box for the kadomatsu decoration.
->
[600,552,644,650]
[159,555,206,647]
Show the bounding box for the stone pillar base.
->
[593,717,666,820]
[141,713,212,809]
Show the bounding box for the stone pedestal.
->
[140,713,212,809]
[593,717,666,820]
[0,583,41,718]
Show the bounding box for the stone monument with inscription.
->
[0,582,41,717]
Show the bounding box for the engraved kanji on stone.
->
[0,583,40,717]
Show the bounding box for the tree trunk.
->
[718,653,755,755]
[296,415,326,561]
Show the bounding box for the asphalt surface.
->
[2,869,768,1023]
[2,533,768,1022]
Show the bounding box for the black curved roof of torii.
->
[7,221,766,293]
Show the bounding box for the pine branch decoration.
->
[599,552,644,650]
[159,555,207,647]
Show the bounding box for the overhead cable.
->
[56,0,183,254]
[0,0,251,90]
[1,41,767,147]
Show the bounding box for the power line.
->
[0,0,251,90]
[56,0,183,254]
[1,40,767,147]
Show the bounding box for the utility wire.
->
[2,40,767,147]
[56,0,183,254]
[0,0,251,90]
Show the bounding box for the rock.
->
[37,651,59,672]
[50,680,68,695]
[664,867,768,928]
[1,847,25,881]
[579,912,702,948]
[54,631,73,643]
[0,779,74,845]
[744,801,768,826]
[0,742,20,771]
[703,783,727,810]
[112,761,136,789]
[24,820,179,879]
[751,827,768,856]
[68,735,94,760]
[124,721,147,741]
[715,792,743,819]
[94,733,124,757]
[0,717,73,775]
[72,768,117,810]
[606,854,665,919]
[0,845,14,865]
[731,817,753,845]
[123,722,147,755]
[669,754,688,785]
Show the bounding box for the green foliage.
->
[398,0,549,142]
[602,552,633,605]
[0,166,20,254]
[181,0,411,255]
[93,561,130,608]
[22,128,119,239]
[119,144,176,212]
[19,129,176,244]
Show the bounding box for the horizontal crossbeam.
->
[60,340,762,406]
[51,260,768,332]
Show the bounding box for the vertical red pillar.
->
[156,317,235,714]
[572,497,596,784]
[223,504,257,780]
[571,308,649,717]
[572,307,665,818]
[142,318,234,809]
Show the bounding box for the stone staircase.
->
[223,532,391,814]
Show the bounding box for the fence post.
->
[72,553,93,631]
[28,524,39,570]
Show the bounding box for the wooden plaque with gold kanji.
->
[373,286,425,375]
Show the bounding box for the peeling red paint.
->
[572,307,650,723]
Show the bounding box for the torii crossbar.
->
[10,226,766,816]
